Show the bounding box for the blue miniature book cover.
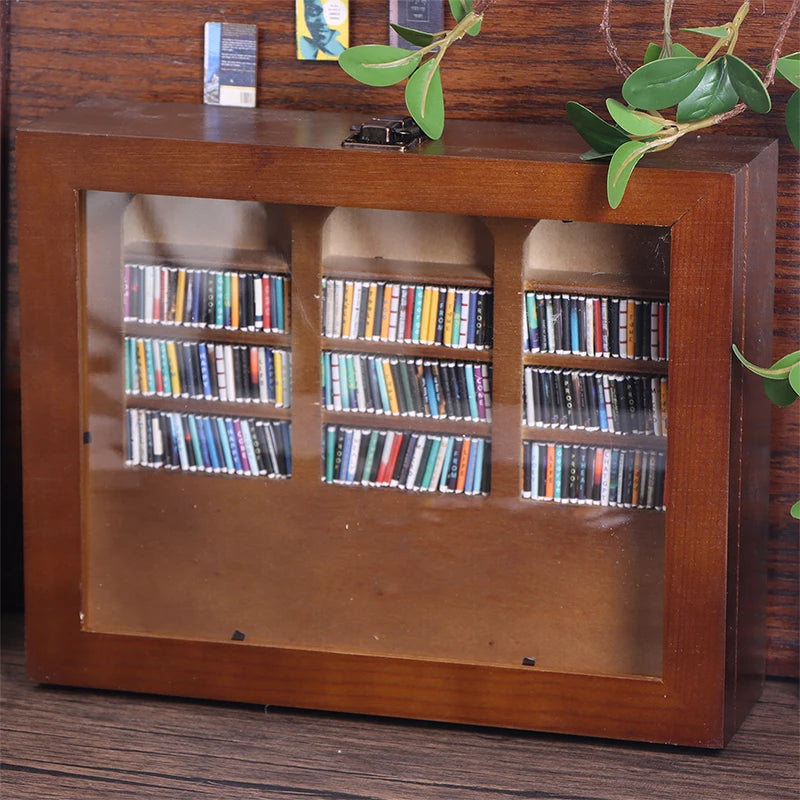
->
[204,22,257,107]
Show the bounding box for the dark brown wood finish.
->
[3,2,798,679]
[18,102,776,747]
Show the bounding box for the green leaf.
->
[764,351,800,406]
[734,349,800,407]
[390,24,436,48]
[676,58,739,122]
[566,102,630,154]
[622,57,706,110]
[644,42,697,63]
[448,0,470,21]
[405,59,445,139]
[644,43,662,64]
[580,149,614,161]
[607,140,650,209]
[786,90,800,151]
[791,500,800,520]
[732,345,799,379]
[724,54,771,113]
[680,25,730,39]
[338,45,422,87]
[776,52,800,89]
[606,98,669,136]
[672,43,698,59]
[764,377,799,407]
[789,363,800,396]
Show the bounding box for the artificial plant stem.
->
[765,0,800,85]
[662,0,675,58]
[429,10,483,60]
[398,11,482,65]
[602,0,633,77]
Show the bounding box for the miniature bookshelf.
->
[18,102,777,747]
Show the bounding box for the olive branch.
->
[338,0,798,208]
[338,0,800,517]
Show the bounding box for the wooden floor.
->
[2,615,797,800]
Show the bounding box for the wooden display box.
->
[18,101,776,747]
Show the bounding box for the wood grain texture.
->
[2,614,798,800]
[2,0,798,678]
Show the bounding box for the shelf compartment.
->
[124,195,291,271]
[523,365,666,438]
[322,277,491,351]
[126,407,291,478]
[322,350,491,423]
[322,207,493,286]
[124,335,291,408]
[523,220,670,296]
[323,423,490,496]
[124,263,290,334]
[522,439,666,510]
[523,291,668,362]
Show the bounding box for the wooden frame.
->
[18,101,776,747]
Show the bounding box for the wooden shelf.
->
[523,352,669,375]
[522,426,667,451]
[520,494,665,511]
[323,255,492,287]
[323,337,491,362]
[124,321,291,348]
[322,409,491,437]
[18,102,777,748]
[123,463,292,481]
[524,271,668,299]
[127,394,292,420]
[125,242,290,274]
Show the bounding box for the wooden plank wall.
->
[2,0,797,676]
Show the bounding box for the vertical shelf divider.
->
[483,218,538,502]
[287,205,334,483]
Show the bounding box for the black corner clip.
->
[342,116,427,152]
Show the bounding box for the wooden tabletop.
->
[1,613,797,799]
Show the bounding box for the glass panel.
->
[84,196,665,679]
[520,219,669,677]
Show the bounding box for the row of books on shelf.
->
[522,441,666,510]
[125,408,291,477]
[524,367,667,436]
[124,337,291,407]
[123,263,290,333]
[323,425,490,496]
[322,278,492,350]
[524,292,668,361]
[322,351,492,422]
